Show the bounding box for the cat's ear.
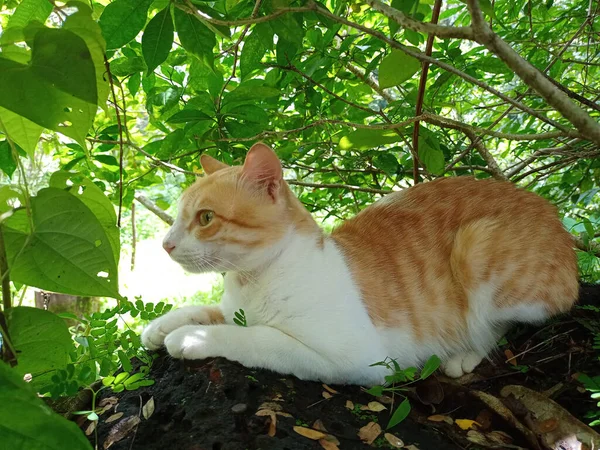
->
[200,154,229,175]
[242,143,282,201]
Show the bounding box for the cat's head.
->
[162,143,308,273]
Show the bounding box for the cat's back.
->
[331,177,578,331]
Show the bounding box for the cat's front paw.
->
[164,325,219,360]
[141,306,217,350]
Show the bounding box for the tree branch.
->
[365,0,474,40]
[134,194,175,226]
[465,0,600,145]
[287,180,391,195]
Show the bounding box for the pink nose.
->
[163,242,176,254]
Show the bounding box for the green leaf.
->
[387,398,411,429]
[99,0,153,50]
[0,27,98,147]
[420,355,441,380]
[1,0,53,41]
[366,385,384,396]
[0,361,92,450]
[240,30,267,80]
[0,106,43,158]
[339,129,402,151]
[114,372,130,385]
[223,82,280,107]
[142,6,174,76]
[6,307,73,389]
[3,187,120,298]
[173,7,215,65]
[418,130,445,175]
[373,153,400,176]
[0,140,17,178]
[118,350,133,373]
[167,109,212,124]
[49,171,120,266]
[379,50,421,89]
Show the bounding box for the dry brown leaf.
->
[258,402,283,412]
[276,411,293,418]
[322,384,339,394]
[358,422,381,445]
[487,430,513,445]
[256,409,275,417]
[428,414,453,425]
[345,400,354,410]
[272,393,284,401]
[293,426,327,440]
[404,445,420,450]
[384,433,404,448]
[504,349,517,366]
[318,439,339,450]
[323,434,340,445]
[103,416,141,449]
[105,412,124,424]
[377,395,393,405]
[455,419,480,430]
[538,418,559,433]
[475,409,493,430]
[322,391,333,400]
[85,420,97,436]
[367,401,387,412]
[97,396,119,415]
[268,413,277,437]
[313,419,327,432]
[142,397,155,420]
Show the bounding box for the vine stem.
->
[0,226,17,366]
[104,56,125,227]
[411,0,443,184]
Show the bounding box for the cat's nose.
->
[163,241,176,254]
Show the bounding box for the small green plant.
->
[350,403,379,422]
[295,419,309,427]
[578,373,600,426]
[366,355,441,429]
[233,309,247,327]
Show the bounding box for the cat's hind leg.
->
[441,351,484,378]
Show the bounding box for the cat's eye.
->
[198,210,214,226]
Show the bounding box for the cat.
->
[141,142,578,385]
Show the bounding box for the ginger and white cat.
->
[142,143,578,385]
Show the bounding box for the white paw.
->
[164,325,217,360]
[141,306,213,350]
[442,352,483,378]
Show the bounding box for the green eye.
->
[198,210,214,226]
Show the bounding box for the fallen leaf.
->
[142,397,155,420]
[404,446,420,450]
[466,430,489,446]
[367,401,387,412]
[268,412,277,437]
[276,411,293,418]
[318,439,339,450]
[103,416,141,449]
[322,391,333,399]
[487,430,513,445]
[384,433,404,448]
[85,420,97,436]
[415,377,444,405]
[272,393,284,402]
[377,395,393,405]
[258,402,283,412]
[105,412,124,423]
[538,418,559,433]
[256,409,275,417]
[97,397,119,415]
[475,409,493,430]
[293,426,327,440]
[358,422,381,445]
[322,384,339,394]
[455,419,480,430]
[428,414,453,425]
[323,434,340,445]
[345,400,354,410]
[504,349,517,366]
[313,419,327,432]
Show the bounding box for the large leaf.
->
[0,0,53,43]
[0,361,92,450]
[418,129,445,175]
[0,106,43,157]
[3,187,120,298]
[379,50,421,89]
[142,6,175,76]
[64,5,110,110]
[0,27,98,146]
[173,7,215,65]
[99,0,153,50]
[240,30,267,80]
[387,398,411,429]
[49,171,120,266]
[6,307,73,388]
[222,82,280,108]
[339,129,403,151]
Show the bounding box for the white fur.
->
[143,228,552,386]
